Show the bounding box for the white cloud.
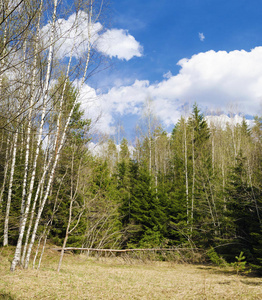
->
[78,83,115,134]
[199,32,205,42]
[96,29,143,60]
[41,11,102,58]
[174,47,262,112]
[163,71,172,79]
[79,80,149,135]
[205,114,253,130]
[80,47,262,134]
[88,141,135,158]
[41,11,142,60]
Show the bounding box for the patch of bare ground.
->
[0,247,261,299]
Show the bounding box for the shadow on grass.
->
[240,280,262,286]
[196,265,243,276]
[217,281,231,285]
[0,291,15,300]
[196,265,262,279]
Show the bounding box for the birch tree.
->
[3,128,18,246]
[10,0,58,271]
[57,145,86,272]
[24,0,104,270]
[7,0,105,271]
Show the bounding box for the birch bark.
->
[20,0,43,216]
[184,121,189,223]
[0,134,10,206]
[3,129,18,246]
[191,128,195,232]
[57,150,84,272]
[10,0,57,271]
[24,3,94,268]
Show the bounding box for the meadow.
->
[0,247,262,299]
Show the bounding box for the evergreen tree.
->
[223,152,262,271]
[118,160,165,248]
[167,118,190,244]
[187,105,221,246]
[119,138,130,162]
[48,81,91,247]
[106,139,118,174]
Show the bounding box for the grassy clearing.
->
[0,247,261,299]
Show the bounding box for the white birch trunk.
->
[203,182,216,227]
[231,124,237,160]
[37,229,48,270]
[0,134,10,206]
[148,114,152,175]
[20,3,43,216]
[184,121,189,223]
[10,0,57,271]
[32,232,44,269]
[0,6,7,92]
[24,88,79,268]
[25,0,93,269]
[154,138,158,196]
[3,129,18,246]
[21,51,73,264]
[57,201,73,272]
[221,158,226,211]
[37,174,66,270]
[57,149,83,272]
[212,132,215,174]
[247,158,261,224]
[21,137,49,265]
[191,129,195,232]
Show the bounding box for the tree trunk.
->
[0,134,10,206]
[191,129,195,232]
[3,129,18,246]
[10,0,56,271]
[184,122,189,223]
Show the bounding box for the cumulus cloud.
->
[41,11,102,58]
[77,83,116,134]
[174,47,262,112]
[96,29,143,60]
[78,80,149,135]
[80,47,262,134]
[41,11,142,60]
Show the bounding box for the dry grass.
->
[0,247,262,299]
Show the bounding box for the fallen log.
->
[51,247,199,252]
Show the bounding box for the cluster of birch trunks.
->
[0,0,103,271]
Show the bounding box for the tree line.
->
[99,105,262,273]
[0,0,261,273]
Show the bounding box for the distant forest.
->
[0,0,262,273]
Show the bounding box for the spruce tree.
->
[224,152,262,270]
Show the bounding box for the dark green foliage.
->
[207,247,227,267]
[1,93,262,274]
[118,160,166,248]
[188,103,210,148]
[231,251,249,275]
[221,153,262,271]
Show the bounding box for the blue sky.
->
[52,0,262,140]
[102,0,262,84]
